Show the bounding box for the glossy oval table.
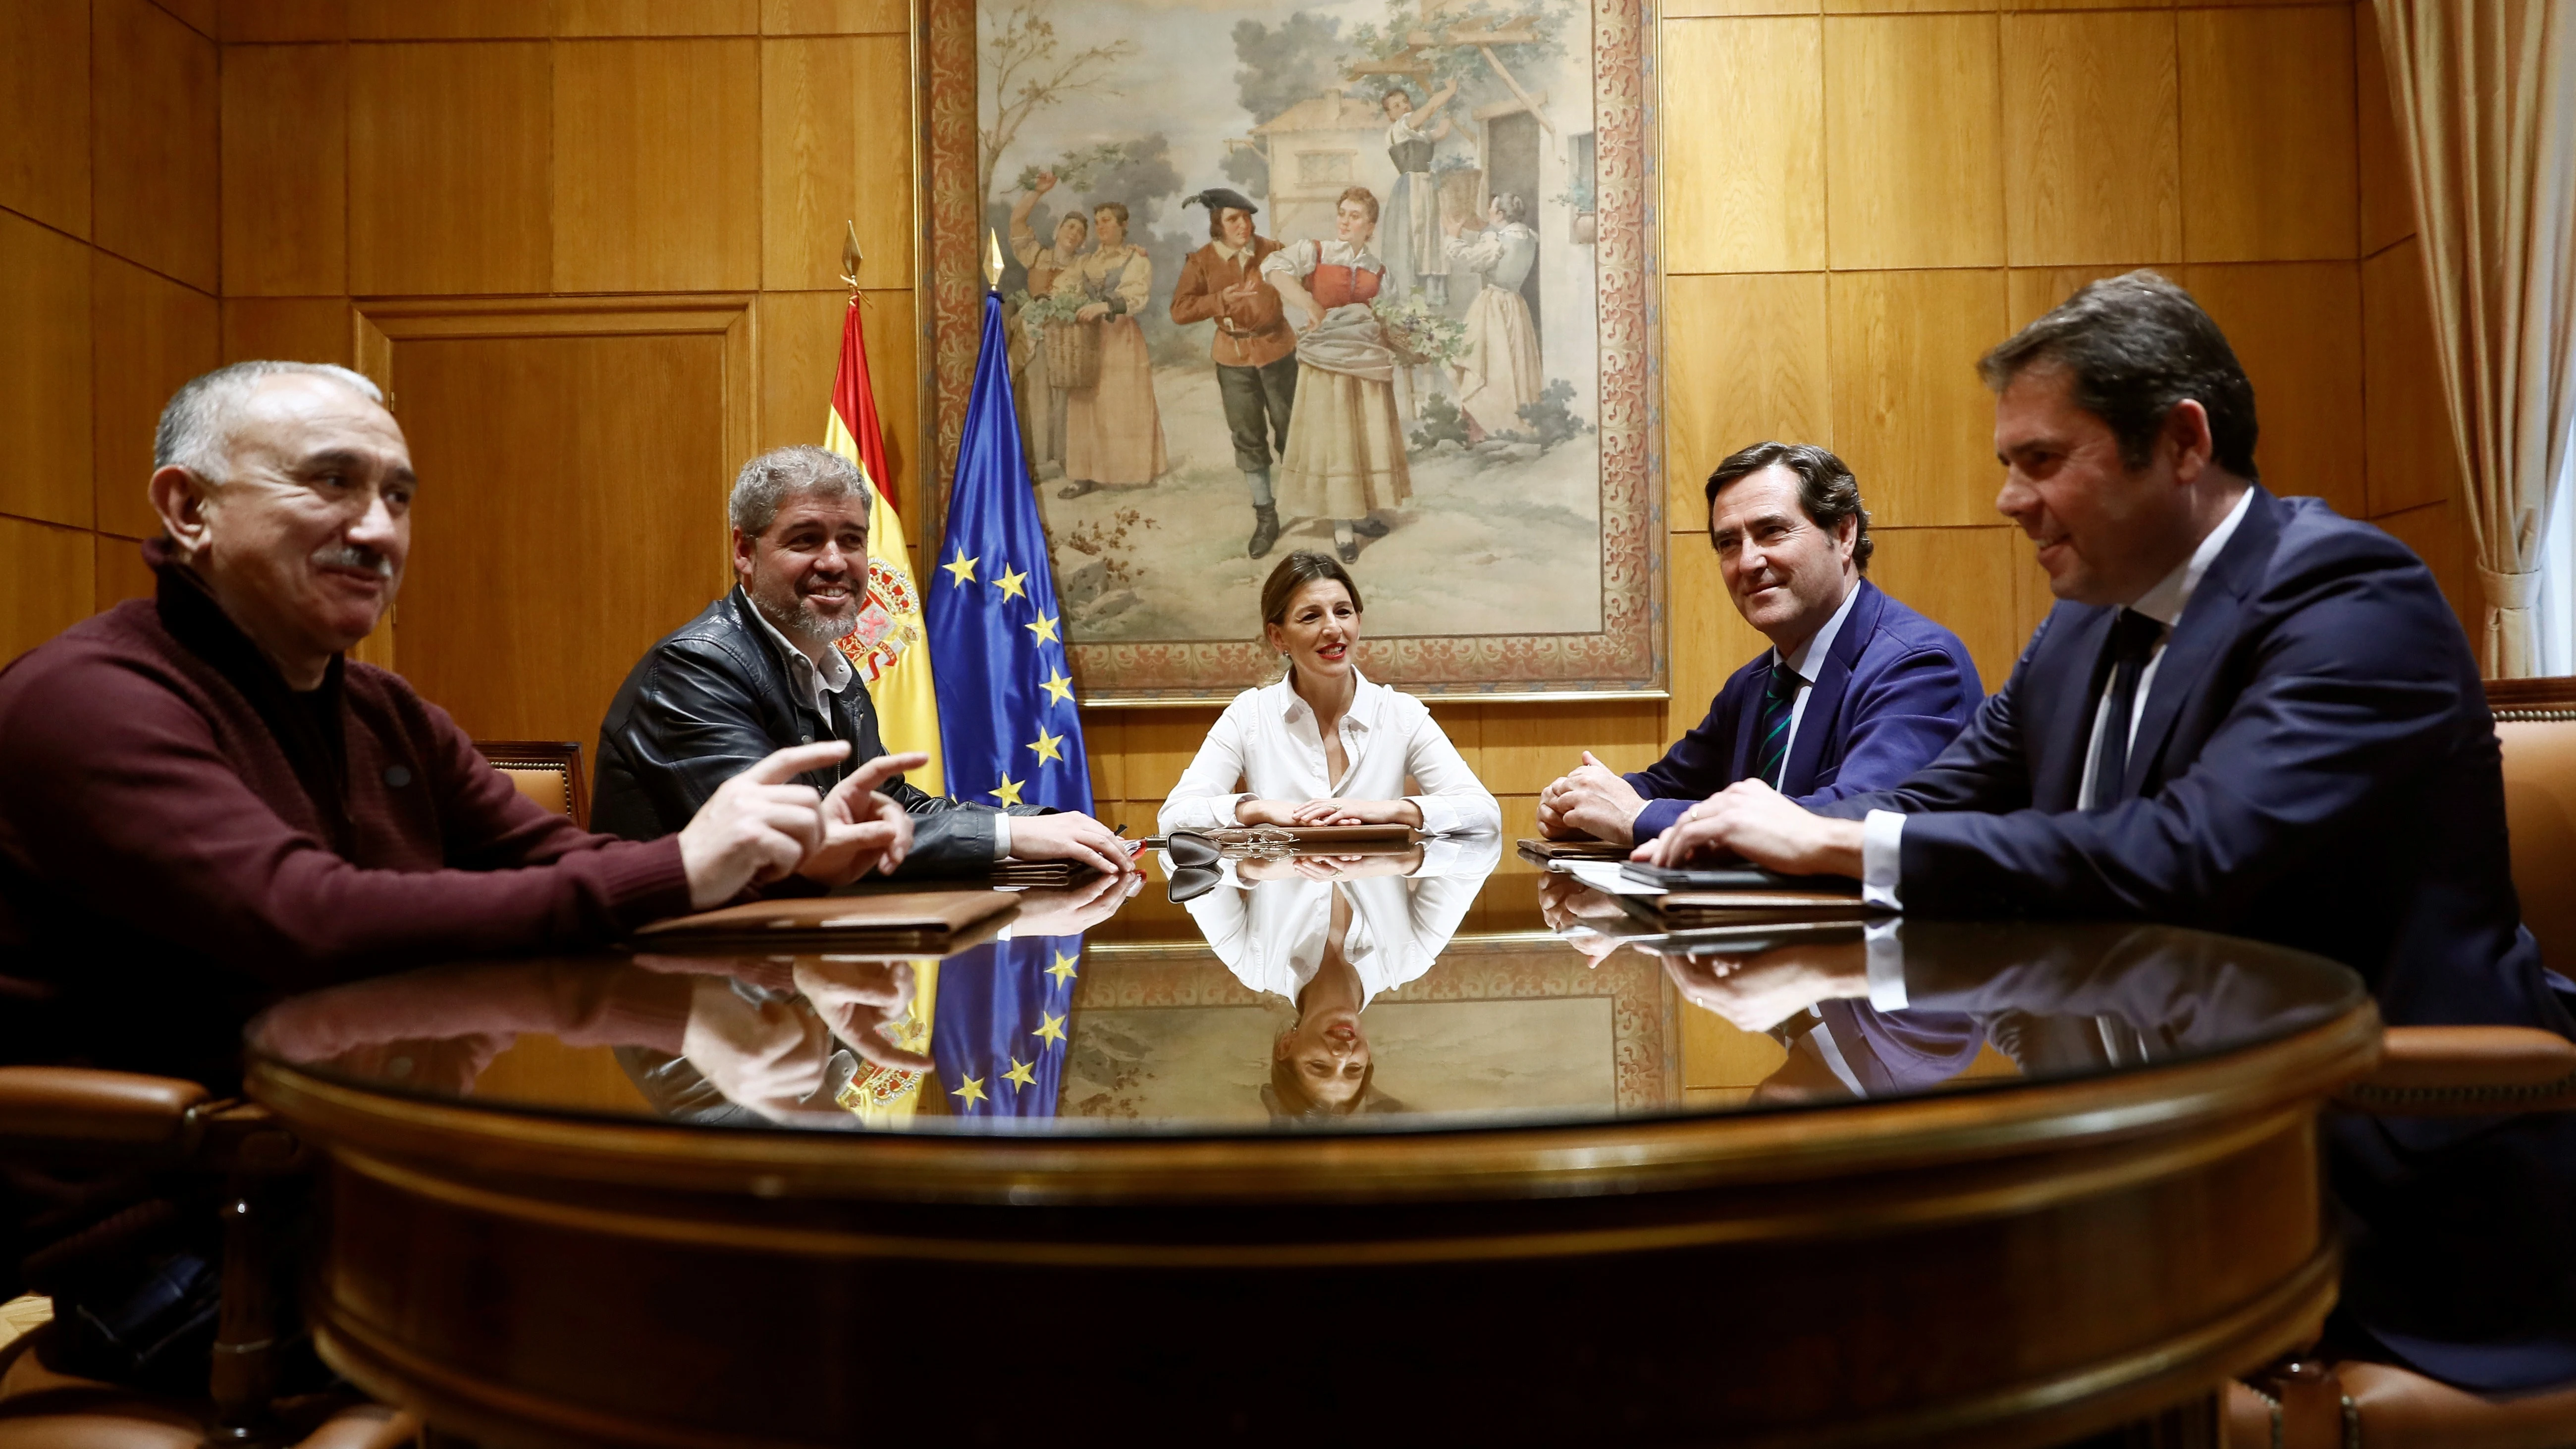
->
[245,865,2377,1449]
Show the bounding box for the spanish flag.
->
[824,295,945,795]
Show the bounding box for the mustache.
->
[314,543,393,578]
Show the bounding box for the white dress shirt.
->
[1157,669,1501,836]
[1770,579,1863,777]
[1862,487,2254,909]
[747,591,1011,859]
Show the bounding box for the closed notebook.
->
[632,890,1019,953]
[1207,824,1417,854]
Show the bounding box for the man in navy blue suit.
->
[1642,270,2574,1394]
[1537,442,1980,847]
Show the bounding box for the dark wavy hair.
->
[1978,268,2260,479]
[1705,441,1874,573]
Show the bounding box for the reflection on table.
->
[249,853,2361,1139]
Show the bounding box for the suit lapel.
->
[1780,581,1882,793]
[2121,488,2282,797]
[2035,605,2119,811]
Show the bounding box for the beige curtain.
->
[2373,0,2576,676]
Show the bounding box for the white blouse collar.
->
[1270,668,1384,732]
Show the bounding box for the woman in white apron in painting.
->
[1443,192,1545,442]
[1261,190,1415,563]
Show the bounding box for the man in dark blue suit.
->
[1642,270,2574,1394]
[1538,442,1980,846]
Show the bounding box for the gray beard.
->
[753,577,860,645]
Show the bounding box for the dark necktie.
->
[1753,659,1803,790]
[2089,609,2166,807]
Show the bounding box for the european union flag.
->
[925,292,1094,817]
[931,935,1080,1120]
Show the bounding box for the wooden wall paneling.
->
[0,212,96,529]
[1424,703,1486,778]
[762,0,909,33]
[2353,0,2413,258]
[1822,12,2003,271]
[761,35,915,291]
[348,42,552,295]
[1867,525,2027,691]
[218,0,349,42]
[1668,529,1770,719]
[553,38,761,293]
[222,298,355,366]
[387,325,736,744]
[1662,0,1821,16]
[1999,0,2173,10]
[1492,794,1544,872]
[1080,712,1126,805]
[0,0,93,238]
[347,0,549,40]
[2373,501,2475,641]
[95,531,158,610]
[2008,523,2054,663]
[2361,238,2461,518]
[1104,707,1224,813]
[2178,4,2357,264]
[757,290,847,453]
[1481,701,1665,795]
[554,0,759,35]
[0,517,97,665]
[1658,17,1825,274]
[92,0,220,293]
[1826,268,2009,528]
[92,254,220,539]
[153,0,217,37]
[1823,0,1997,12]
[1662,272,1830,528]
[2000,10,2179,268]
[2005,264,2148,331]
[2182,262,2365,520]
[221,41,349,297]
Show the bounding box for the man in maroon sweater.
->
[0,361,912,1085]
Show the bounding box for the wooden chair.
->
[2225,676,2576,1447]
[474,740,588,829]
[0,1069,420,1446]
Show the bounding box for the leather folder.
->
[1515,837,1631,863]
[632,890,1019,954]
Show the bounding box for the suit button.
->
[799,734,812,744]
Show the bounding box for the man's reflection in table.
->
[1174,834,1500,1118]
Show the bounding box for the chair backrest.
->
[2490,678,2576,976]
[475,740,589,830]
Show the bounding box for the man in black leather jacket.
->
[594,445,1131,877]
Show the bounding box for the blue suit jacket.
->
[1818,489,2576,1390]
[1628,579,1981,841]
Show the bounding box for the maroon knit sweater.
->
[0,541,692,1080]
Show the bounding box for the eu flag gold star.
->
[942,551,978,587]
[1003,1058,1036,1089]
[993,563,1029,602]
[1025,613,1060,645]
[990,773,1025,807]
[1032,1012,1067,1046]
[1028,727,1065,765]
[950,1075,986,1106]
[1040,669,1075,706]
[1046,951,1078,985]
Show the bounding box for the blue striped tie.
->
[1753,660,1803,790]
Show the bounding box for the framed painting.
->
[920,0,1663,702]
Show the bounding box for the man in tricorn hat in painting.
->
[1170,186,1297,560]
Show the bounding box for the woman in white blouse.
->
[1158,550,1500,836]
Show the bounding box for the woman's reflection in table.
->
[1174,833,1500,1118]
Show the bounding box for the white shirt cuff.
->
[992,811,1012,860]
[1861,809,1906,912]
[1410,795,1459,835]
[1863,918,1908,1011]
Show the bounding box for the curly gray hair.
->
[729,444,872,536]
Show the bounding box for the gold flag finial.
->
[983,229,1005,291]
[838,220,863,291]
